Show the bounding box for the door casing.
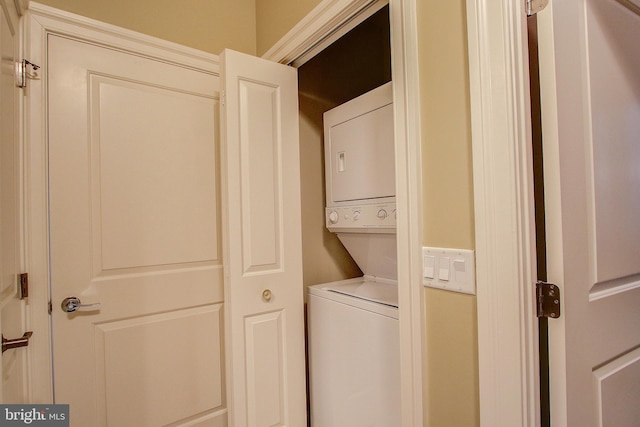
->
[466,0,541,426]
[1,0,29,404]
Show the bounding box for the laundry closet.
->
[297,5,398,426]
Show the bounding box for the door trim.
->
[465,0,540,426]
[262,0,388,66]
[23,2,220,402]
[262,0,425,425]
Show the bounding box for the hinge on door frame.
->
[18,273,28,299]
[16,59,40,88]
[526,0,549,16]
[536,281,561,318]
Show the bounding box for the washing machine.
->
[307,276,400,427]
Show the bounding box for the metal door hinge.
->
[536,281,560,318]
[16,59,40,88]
[18,273,28,299]
[526,0,549,16]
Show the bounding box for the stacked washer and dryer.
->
[307,82,400,426]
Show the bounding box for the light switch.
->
[438,257,450,281]
[453,259,466,283]
[423,255,435,279]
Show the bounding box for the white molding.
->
[466,0,540,426]
[388,0,424,424]
[23,5,52,402]
[264,0,425,425]
[22,3,220,403]
[26,2,219,73]
[14,0,27,16]
[262,0,386,65]
[2,0,20,33]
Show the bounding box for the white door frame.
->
[466,0,540,426]
[262,0,425,425]
[22,2,220,403]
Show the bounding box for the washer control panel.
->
[326,203,396,232]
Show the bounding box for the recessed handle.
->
[2,331,33,353]
[61,297,101,313]
[337,152,346,172]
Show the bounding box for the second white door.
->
[219,48,307,427]
[538,0,640,425]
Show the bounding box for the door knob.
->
[61,297,101,313]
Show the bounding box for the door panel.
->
[244,311,286,426]
[538,0,640,425]
[95,306,223,426]
[48,35,224,426]
[91,77,219,270]
[0,0,29,403]
[220,49,306,427]
[592,347,640,427]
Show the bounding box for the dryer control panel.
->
[326,203,396,233]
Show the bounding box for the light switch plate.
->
[422,247,476,295]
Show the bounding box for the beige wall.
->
[255,0,320,56]
[36,0,257,55]
[418,0,479,425]
[419,4,475,250]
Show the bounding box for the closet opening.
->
[295,5,397,425]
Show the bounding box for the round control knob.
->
[353,210,361,221]
[328,210,339,224]
[377,209,388,220]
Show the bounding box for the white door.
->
[48,35,226,426]
[219,49,307,427]
[538,0,640,425]
[0,0,30,404]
